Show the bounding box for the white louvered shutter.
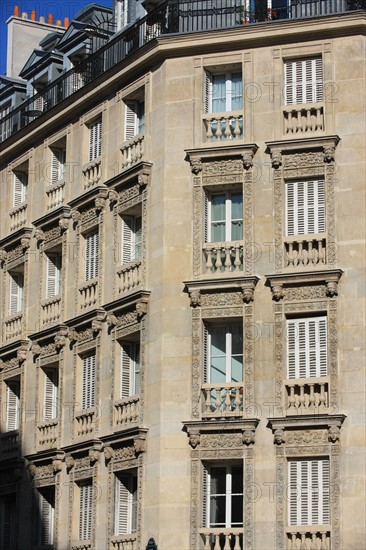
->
[82,355,96,409]
[89,120,102,161]
[79,484,93,540]
[204,72,211,113]
[46,253,61,298]
[121,343,132,399]
[204,193,209,243]
[133,343,141,395]
[125,102,139,140]
[39,493,54,544]
[286,180,325,236]
[85,232,99,280]
[115,475,129,535]
[9,272,23,315]
[122,216,134,263]
[203,325,208,383]
[134,217,142,260]
[51,149,65,184]
[285,58,323,105]
[13,172,27,207]
[202,465,208,528]
[6,381,20,431]
[0,495,15,548]
[44,368,58,420]
[287,317,327,379]
[289,459,330,526]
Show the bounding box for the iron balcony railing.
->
[0,0,364,144]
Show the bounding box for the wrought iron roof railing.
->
[0,0,364,144]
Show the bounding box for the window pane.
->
[231,73,243,110]
[231,357,242,383]
[211,74,226,112]
[210,467,226,493]
[210,357,226,382]
[231,495,243,525]
[231,325,243,354]
[210,496,226,525]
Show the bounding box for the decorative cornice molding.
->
[185,144,259,174]
[266,269,343,300]
[185,276,259,304]
[267,414,346,432]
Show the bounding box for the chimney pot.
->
[22,12,28,19]
[14,5,20,17]
[39,16,45,23]
[48,13,54,24]
[56,19,62,26]
[64,17,70,28]
[30,9,36,20]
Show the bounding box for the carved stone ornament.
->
[271,150,282,169]
[188,432,200,448]
[242,152,253,170]
[89,449,100,464]
[55,329,68,349]
[28,463,37,478]
[274,429,286,445]
[106,313,118,327]
[243,430,255,445]
[0,248,7,265]
[189,157,203,175]
[21,237,31,250]
[136,300,148,318]
[272,284,284,301]
[326,280,338,297]
[109,189,119,205]
[242,287,254,304]
[52,459,63,473]
[17,342,28,363]
[34,229,45,243]
[92,320,103,333]
[324,145,335,163]
[71,209,81,225]
[58,217,69,232]
[31,342,41,357]
[65,455,75,471]
[328,426,340,443]
[133,439,146,454]
[68,329,79,343]
[104,446,115,461]
[94,196,106,213]
[138,171,150,187]
[189,290,201,308]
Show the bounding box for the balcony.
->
[120,135,145,170]
[110,535,137,550]
[1,0,361,144]
[284,235,327,268]
[75,408,95,437]
[71,544,91,550]
[46,181,65,210]
[202,383,244,419]
[41,296,61,326]
[79,279,98,309]
[0,431,20,459]
[283,103,325,135]
[117,261,141,294]
[285,526,331,549]
[9,204,27,231]
[82,158,101,189]
[37,420,58,448]
[4,314,23,342]
[202,113,243,143]
[199,528,243,550]
[114,396,140,427]
[203,242,243,274]
[284,378,329,414]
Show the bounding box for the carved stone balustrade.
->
[199,528,243,550]
[285,526,331,549]
[110,535,137,550]
[75,409,95,437]
[4,314,23,341]
[82,159,101,189]
[284,377,329,414]
[71,544,91,550]
[37,420,58,448]
[117,261,141,294]
[283,103,325,135]
[120,135,145,169]
[41,296,61,326]
[79,279,98,309]
[201,383,244,419]
[284,235,327,268]
[202,112,243,142]
[114,396,140,426]
[0,431,20,459]
[203,242,243,273]
[46,181,65,210]
[9,204,27,231]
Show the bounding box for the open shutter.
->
[204,72,211,113]
[13,172,26,207]
[82,355,96,409]
[44,368,58,420]
[308,317,327,378]
[134,217,142,260]
[79,484,93,540]
[6,381,20,431]
[125,102,138,140]
[46,253,61,298]
[285,58,322,105]
[120,343,140,398]
[86,232,99,280]
[288,461,299,525]
[51,149,65,184]
[89,120,102,161]
[115,475,129,535]
[133,343,141,395]
[39,493,54,545]
[9,272,23,315]
[202,465,208,528]
[204,193,209,243]
[122,216,134,264]
[203,325,208,383]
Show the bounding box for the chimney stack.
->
[30,9,36,21]
[14,5,20,17]
[64,17,70,28]
[47,13,54,25]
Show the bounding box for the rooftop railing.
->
[0,0,363,144]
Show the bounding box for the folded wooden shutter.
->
[115,475,129,535]
[86,232,99,280]
[39,492,54,544]
[287,317,327,379]
[82,355,96,409]
[46,253,61,298]
[79,483,93,540]
[13,172,26,207]
[285,58,323,105]
[9,272,23,315]
[6,381,20,431]
[286,180,325,236]
[289,459,330,526]
[51,149,65,184]
[89,120,102,161]
[125,102,138,140]
[122,216,134,263]
[44,368,58,420]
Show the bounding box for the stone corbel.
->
[92,310,107,333]
[108,189,119,205]
[326,280,338,297]
[104,446,115,462]
[273,428,286,445]
[89,449,100,464]
[59,217,70,232]
[136,299,148,319]
[188,431,200,449]
[241,283,255,304]
[34,229,45,243]
[133,438,146,455]
[271,284,284,301]
[328,425,340,443]
[189,289,201,308]
[55,326,68,349]
[189,156,203,175]
[52,459,63,474]
[138,170,151,188]
[95,189,109,214]
[31,342,41,357]
[243,429,255,445]
[271,149,282,169]
[68,329,79,344]
[242,152,254,170]
[27,463,37,478]
[323,145,335,163]
[71,209,81,226]
[106,313,118,328]
[0,248,7,266]
[21,237,31,250]
[17,341,29,363]
[65,455,75,472]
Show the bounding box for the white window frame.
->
[12,170,28,208]
[50,147,66,185]
[285,57,323,105]
[79,482,93,540]
[82,354,96,410]
[205,190,243,243]
[205,71,243,113]
[85,231,99,281]
[88,119,102,161]
[124,100,145,141]
[286,179,325,236]
[287,316,327,379]
[288,458,330,526]
[43,367,59,421]
[114,471,138,535]
[46,252,62,298]
[9,271,23,315]
[120,341,140,398]
[38,488,55,545]
[121,214,142,264]
[203,464,243,528]
[204,322,243,384]
[6,380,20,431]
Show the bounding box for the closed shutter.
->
[204,72,211,114]
[46,253,61,298]
[85,232,99,280]
[202,465,208,528]
[115,475,130,535]
[51,149,65,184]
[13,172,27,207]
[289,459,330,525]
[79,483,93,540]
[39,492,54,545]
[6,381,20,431]
[204,193,209,243]
[121,216,134,263]
[0,495,15,548]
[9,272,23,315]
[285,58,323,105]
[89,120,102,161]
[203,325,208,383]
[121,343,132,399]
[82,355,96,409]
[287,317,327,379]
[286,180,325,236]
[125,102,139,140]
[44,368,58,420]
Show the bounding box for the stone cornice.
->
[185,144,259,173]
[32,205,71,230]
[0,339,29,360]
[68,184,108,211]
[103,290,151,314]
[267,414,346,431]
[266,269,343,300]
[105,161,153,191]
[65,307,107,331]
[99,427,149,447]
[0,226,33,251]
[184,418,260,434]
[265,135,340,154]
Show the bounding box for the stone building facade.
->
[0,1,365,549]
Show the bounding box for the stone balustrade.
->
[283,103,324,134]
[110,535,137,550]
[114,396,140,426]
[284,236,327,268]
[202,383,244,418]
[46,181,65,210]
[41,296,61,326]
[284,377,329,414]
[199,528,243,550]
[75,409,95,437]
[37,420,58,448]
[120,135,145,169]
[4,314,23,342]
[79,279,98,309]
[203,242,243,273]
[285,527,331,549]
[117,261,141,293]
[71,544,91,550]
[82,159,101,188]
[0,431,20,458]
[9,204,27,231]
[202,112,243,142]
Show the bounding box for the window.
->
[88,119,102,161]
[43,368,59,421]
[206,191,243,242]
[82,354,96,410]
[288,459,330,525]
[203,464,243,528]
[120,341,140,398]
[285,57,323,105]
[205,72,243,113]
[50,148,66,184]
[204,323,243,384]
[286,180,325,236]
[85,231,99,281]
[9,271,23,315]
[6,379,20,431]
[79,482,93,540]
[38,487,55,545]
[287,316,327,379]
[46,252,62,298]
[0,494,16,547]
[0,101,12,141]
[13,170,28,208]
[125,101,145,140]
[114,471,137,535]
[121,214,142,263]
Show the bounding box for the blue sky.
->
[0,0,113,75]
